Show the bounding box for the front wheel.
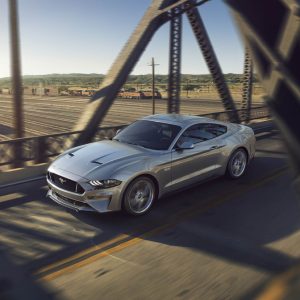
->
[122,176,156,216]
[226,148,248,179]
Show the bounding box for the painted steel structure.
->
[4,1,300,295]
[241,47,253,123]
[186,5,240,122]
[168,8,182,114]
[9,0,23,167]
[72,0,237,146]
[5,0,252,167]
[226,0,300,191]
[8,0,300,192]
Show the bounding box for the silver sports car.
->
[47,114,255,215]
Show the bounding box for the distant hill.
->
[0,74,105,88]
[0,73,258,89]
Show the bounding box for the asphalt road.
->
[0,130,299,299]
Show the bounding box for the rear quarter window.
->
[204,124,227,137]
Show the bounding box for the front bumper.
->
[47,177,122,213]
[47,188,94,212]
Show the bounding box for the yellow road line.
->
[37,167,288,281]
[0,193,25,202]
[257,265,300,300]
[36,233,129,275]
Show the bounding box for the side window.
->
[202,123,227,138]
[177,124,205,146]
[177,123,227,146]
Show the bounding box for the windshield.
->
[114,120,182,150]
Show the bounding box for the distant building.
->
[23,86,34,95]
[82,88,97,96]
[44,86,59,96]
[23,86,59,96]
[68,87,84,96]
[68,87,97,96]
[1,88,11,94]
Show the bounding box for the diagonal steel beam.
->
[186,4,240,123]
[73,0,173,146]
[73,0,214,146]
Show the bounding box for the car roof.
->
[141,114,221,127]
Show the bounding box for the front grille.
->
[48,172,85,194]
[54,192,89,208]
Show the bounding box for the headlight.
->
[89,179,122,189]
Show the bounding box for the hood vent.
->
[91,160,103,165]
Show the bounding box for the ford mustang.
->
[47,114,255,215]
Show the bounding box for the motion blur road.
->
[0,129,299,299]
[0,95,264,140]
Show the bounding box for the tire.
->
[123,176,156,216]
[226,148,248,179]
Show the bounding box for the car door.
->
[170,123,227,190]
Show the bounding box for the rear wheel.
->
[123,176,156,216]
[227,148,248,179]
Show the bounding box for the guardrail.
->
[0,106,269,170]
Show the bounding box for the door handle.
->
[210,144,225,150]
[210,145,219,150]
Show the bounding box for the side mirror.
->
[115,129,122,135]
[177,141,194,150]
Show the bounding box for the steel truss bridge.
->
[4,0,300,191]
[2,0,300,298]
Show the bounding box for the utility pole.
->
[148,57,159,115]
[186,79,189,98]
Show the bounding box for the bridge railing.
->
[0,106,269,170]
[200,105,268,122]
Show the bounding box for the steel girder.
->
[241,47,253,123]
[73,0,171,146]
[168,9,182,113]
[226,0,300,190]
[73,0,213,145]
[9,0,24,167]
[186,4,240,123]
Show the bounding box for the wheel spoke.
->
[143,186,149,196]
[137,199,144,209]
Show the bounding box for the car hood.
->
[51,140,147,179]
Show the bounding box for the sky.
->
[0,0,244,78]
